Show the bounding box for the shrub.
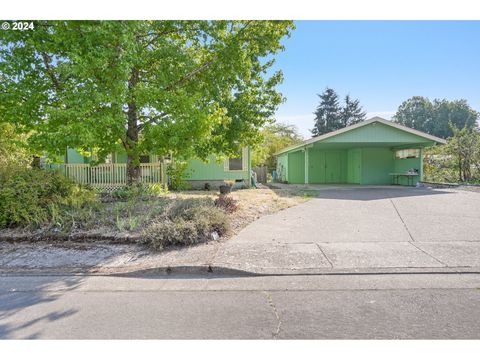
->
[167,197,214,219]
[214,194,238,213]
[0,167,97,228]
[166,161,191,190]
[142,203,230,250]
[108,183,168,202]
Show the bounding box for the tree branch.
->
[41,52,61,91]
[162,21,253,93]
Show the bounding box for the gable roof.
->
[274,117,447,156]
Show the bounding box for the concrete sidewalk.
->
[1,187,480,275]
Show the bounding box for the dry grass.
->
[0,187,312,244]
[225,188,310,234]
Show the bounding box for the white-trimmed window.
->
[395,149,420,159]
[224,147,248,171]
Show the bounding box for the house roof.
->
[274,117,447,156]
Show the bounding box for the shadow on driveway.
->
[270,184,453,201]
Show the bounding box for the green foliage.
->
[340,94,367,127]
[0,167,97,228]
[311,88,366,136]
[0,20,294,183]
[109,183,169,201]
[393,97,479,138]
[166,161,191,190]
[252,122,303,171]
[424,126,480,183]
[0,123,32,168]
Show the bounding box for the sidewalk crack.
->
[389,199,415,242]
[263,291,282,339]
[408,241,449,267]
[315,243,333,268]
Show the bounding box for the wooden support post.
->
[304,147,309,184]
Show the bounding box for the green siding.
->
[287,150,305,184]
[62,147,250,183]
[307,149,347,184]
[308,149,325,183]
[347,148,362,184]
[277,153,289,182]
[185,149,250,182]
[278,120,438,186]
[393,156,422,186]
[361,148,394,185]
[323,122,431,144]
[66,148,87,164]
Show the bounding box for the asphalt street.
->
[1,273,480,339]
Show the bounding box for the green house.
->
[48,146,251,190]
[275,117,446,186]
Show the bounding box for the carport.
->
[275,117,446,186]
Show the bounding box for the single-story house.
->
[274,117,446,186]
[46,146,251,190]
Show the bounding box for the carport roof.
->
[274,117,447,156]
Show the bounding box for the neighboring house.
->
[46,146,251,190]
[274,117,446,186]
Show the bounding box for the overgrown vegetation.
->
[0,123,32,168]
[0,166,234,251]
[0,167,97,228]
[252,122,303,172]
[166,161,191,191]
[142,198,230,250]
[107,183,169,202]
[424,125,480,183]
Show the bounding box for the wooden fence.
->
[49,163,164,191]
[252,166,268,184]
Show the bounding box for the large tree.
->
[311,88,342,136]
[0,20,294,184]
[340,94,366,127]
[252,122,303,171]
[431,99,479,139]
[393,96,478,138]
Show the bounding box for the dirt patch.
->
[226,188,308,235]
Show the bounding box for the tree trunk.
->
[125,69,141,186]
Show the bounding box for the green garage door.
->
[325,151,342,183]
[288,150,305,183]
[308,150,347,184]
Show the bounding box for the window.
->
[224,148,247,171]
[228,156,243,171]
[395,149,420,159]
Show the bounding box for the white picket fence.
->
[55,163,164,190]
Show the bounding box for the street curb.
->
[2,265,480,277]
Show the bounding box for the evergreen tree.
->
[340,94,366,127]
[311,88,342,136]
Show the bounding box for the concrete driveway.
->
[214,186,480,273]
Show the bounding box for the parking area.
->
[216,186,480,272]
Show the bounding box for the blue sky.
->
[272,21,480,138]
